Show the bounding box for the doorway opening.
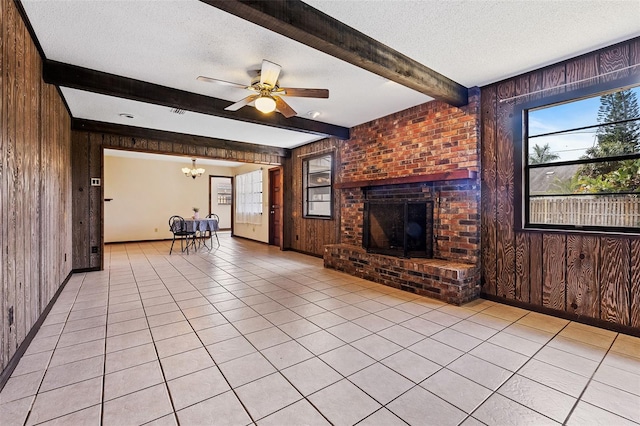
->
[209,176,233,231]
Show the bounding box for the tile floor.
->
[0,233,639,425]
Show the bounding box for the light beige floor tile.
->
[374,307,414,323]
[176,390,252,426]
[245,327,291,350]
[167,366,230,410]
[516,311,569,334]
[56,327,105,349]
[307,311,348,329]
[488,331,545,357]
[387,386,466,426]
[470,342,529,372]
[278,318,322,339]
[257,399,330,426]
[352,314,394,332]
[377,325,425,347]
[150,321,193,341]
[146,311,186,328]
[432,328,483,352]
[219,352,276,388]
[106,317,148,337]
[349,363,414,405]
[467,312,512,330]
[353,299,389,313]
[105,342,157,373]
[27,377,102,425]
[401,317,445,336]
[421,310,463,327]
[233,316,273,334]
[566,401,637,426]
[450,319,498,340]
[601,350,640,374]
[296,330,345,355]
[36,404,101,426]
[409,338,464,366]
[582,379,640,423]
[395,301,434,316]
[262,309,301,325]
[197,323,241,345]
[161,347,215,380]
[381,349,441,383]
[422,368,492,413]
[0,396,32,425]
[308,379,381,426]
[12,351,52,376]
[351,334,402,360]
[319,345,376,376]
[261,340,314,370]
[104,360,164,401]
[206,336,256,364]
[610,333,640,358]
[281,357,342,396]
[107,308,147,325]
[103,383,173,425]
[175,297,209,310]
[0,370,45,404]
[105,328,152,353]
[448,353,512,390]
[533,346,599,377]
[473,393,558,426]
[182,303,218,320]
[155,332,203,358]
[187,312,228,331]
[236,373,302,421]
[63,316,106,334]
[326,322,371,343]
[39,355,104,393]
[518,359,589,397]
[481,304,529,322]
[358,408,407,426]
[49,339,104,368]
[498,374,576,423]
[144,302,180,316]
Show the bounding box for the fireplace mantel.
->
[335,168,477,189]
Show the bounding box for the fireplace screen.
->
[363,200,433,258]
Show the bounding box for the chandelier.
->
[182,158,205,179]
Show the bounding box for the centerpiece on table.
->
[192,207,200,219]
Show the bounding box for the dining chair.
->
[168,215,197,254]
[204,213,220,249]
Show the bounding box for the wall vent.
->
[170,108,186,115]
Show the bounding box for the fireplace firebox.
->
[363,200,434,258]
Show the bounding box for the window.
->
[523,83,640,232]
[303,153,333,218]
[235,169,263,224]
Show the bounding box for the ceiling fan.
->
[197,59,329,118]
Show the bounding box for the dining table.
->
[175,217,220,251]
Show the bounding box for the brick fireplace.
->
[324,88,482,305]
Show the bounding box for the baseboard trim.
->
[0,271,74,392]
[481,293,640,338]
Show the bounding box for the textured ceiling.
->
[21,0,640,150]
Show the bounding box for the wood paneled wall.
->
[481,37,640,331]
[284,139,341,256]
[0,0,72,375]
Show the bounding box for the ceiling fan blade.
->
[197,76,247,89]
[225,95,259,111]
[274,96,297,118]
[278,88,329,98]
[260,60,281,87]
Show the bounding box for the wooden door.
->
[269,168,283,248]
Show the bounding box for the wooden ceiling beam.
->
[203,0,468,107]
[43,60,350,139]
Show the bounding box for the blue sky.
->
[528,86,640,162]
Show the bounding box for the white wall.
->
[233,164,270,243]
[104,155,233,242]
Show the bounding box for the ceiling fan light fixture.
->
[255,95,276,114]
